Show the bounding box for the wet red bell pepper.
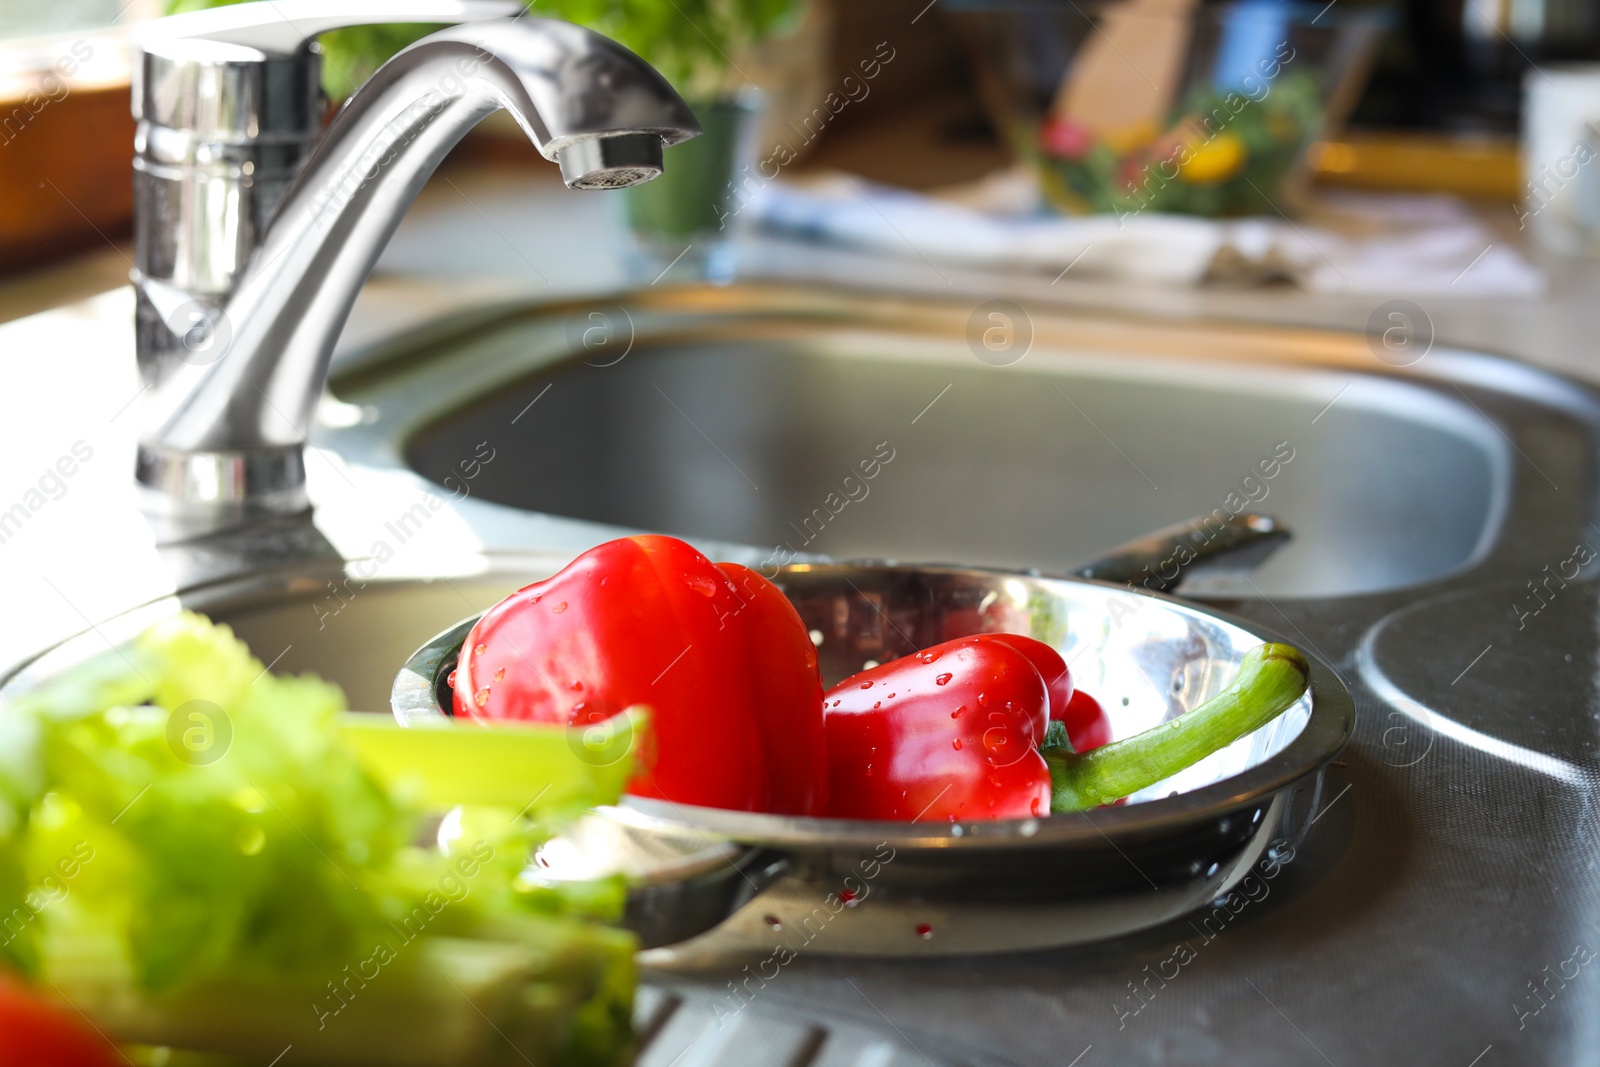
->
[454,535,827,815]
[822,634,1055,822]
[984,634,1113,754]
[825,639,1310,820]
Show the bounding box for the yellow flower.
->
[1179,133,1247,184]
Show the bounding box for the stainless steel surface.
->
[1067,512,1290,592]
[131,1,521,390]
[132,8,700,530]
[387,561,1347,955]
[538,814,790,951]
[629,983,1008,1066]
[556,132,665,189]
[382,286,1507,598]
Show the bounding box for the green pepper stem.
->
[1044,643,1310,813]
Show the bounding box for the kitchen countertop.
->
[3,160,1599,1066]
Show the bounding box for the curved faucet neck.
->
[136,17,698,530]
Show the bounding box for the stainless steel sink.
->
[344,285,1511,598]
[205,562,562,713]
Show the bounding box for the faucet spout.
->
[136,17,699,525]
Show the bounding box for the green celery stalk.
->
[1045,643,1311,812]
[337,709,646,814]
[46,928,635,1067]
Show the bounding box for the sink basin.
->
[194,560,572,713]
[371,286,1509,598]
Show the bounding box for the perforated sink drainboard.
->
[632,983,1005,1067]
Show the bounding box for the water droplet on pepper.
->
[552,601,568,614]
[935,673,953,686]
[474,687,491,707]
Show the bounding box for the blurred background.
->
[1,0,1596,305]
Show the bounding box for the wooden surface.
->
[0,81,134,276]
[1309,131,1521,200]
[1053,0,1198,137]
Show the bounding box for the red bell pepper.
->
[454,536,827,815]
[987,634,1073,717]
[983,634,1113,754]
[824,639,1310,820]
[0,978,121,1067]
[822,634,1054,822]
[1058,689,1113,753]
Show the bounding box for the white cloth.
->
[747,168,1546,297]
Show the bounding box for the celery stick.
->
[48,931,634,1067]
[337,709,647,814]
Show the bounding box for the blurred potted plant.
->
[516,0,805,279]
[164,0,806,279]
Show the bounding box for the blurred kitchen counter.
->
[2,146,1592,386]
[338,154,1600,389]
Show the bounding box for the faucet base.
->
[136,442,310,535]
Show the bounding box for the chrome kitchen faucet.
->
[131,0,700,531]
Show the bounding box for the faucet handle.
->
[132,0,524,392]
[135,0,523,56]
[133,0,524,138]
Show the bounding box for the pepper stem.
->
[1044,643,1310,812]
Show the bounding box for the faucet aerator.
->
[557,134,666,190]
